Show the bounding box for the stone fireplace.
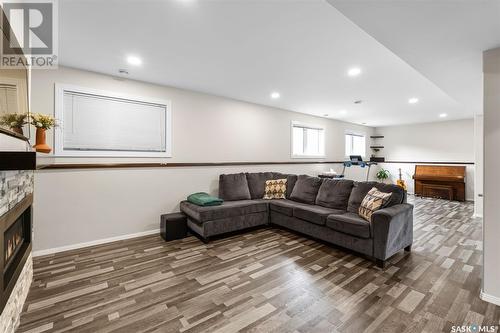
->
[0,170,34,333]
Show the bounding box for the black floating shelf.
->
[0,152,36,171]
[370,135,385,139]
[370,146,384,149]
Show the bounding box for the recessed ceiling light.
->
[339,110,347,115]
[348,67,362,77]
[408,97,419,104]
[270,92,280,99]
[439,113,448,118]
[126,55,142,66]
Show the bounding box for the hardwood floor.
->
[17,197,500,333]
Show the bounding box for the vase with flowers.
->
[0,113,28,135]
[31,113,57,153]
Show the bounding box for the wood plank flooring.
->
[16,197,500,332]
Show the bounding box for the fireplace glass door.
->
[4,216,24,271]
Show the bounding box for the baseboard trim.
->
[32,229,160,257]
[409,192,475,202]
[480,290,500,306]
[473,213,483,218]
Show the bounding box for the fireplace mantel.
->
[0,152,36,171]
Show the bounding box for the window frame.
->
[54,83,172,158]
[345,131,366,158]
[290,121,326,159]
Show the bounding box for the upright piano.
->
[413,165,466,201]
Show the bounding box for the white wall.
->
[374,119,475,200]
[482,47,500,305]
[32,66,374,253]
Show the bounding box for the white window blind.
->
[55,85,171,157]
[0,84,18,114]
[292,122,325,158]
[345,133,366,157]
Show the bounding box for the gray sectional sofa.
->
[180,172,413,267]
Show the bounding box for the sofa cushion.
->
[246,172,275,199]
[326,213,371,238]
[269,199,310,217]
[180,200,267,223]
[285,174,298,199]
[347,181,405,213]
[315,179,354,210]
[219,173,251,201]
[293,205,345,226]
[290,175,323,204]
[246,172,297,199]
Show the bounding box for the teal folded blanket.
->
[187,192,223,206]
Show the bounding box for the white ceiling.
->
[327,0,500,117]
[57,0,493,127]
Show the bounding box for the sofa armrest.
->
[372,203,413,260]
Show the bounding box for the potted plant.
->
[0,113,28,135]
[31,113,57,153]
[376,168,390,183]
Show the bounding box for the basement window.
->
[291,121,325,158]
[345,133,366,157]
[54,84,172,157]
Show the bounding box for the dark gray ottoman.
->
[160,212,188,241]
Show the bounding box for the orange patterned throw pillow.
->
[263,179,287,200]
[359,187,392,222]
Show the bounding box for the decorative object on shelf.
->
[370,134,385,161]
[370,156,385,162]
[0,113,28,135]
[31,113,57,153]
[376,168,390,182]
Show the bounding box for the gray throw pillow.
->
[315,179,354,210]
[285,174,298,199]
[218,173,251,201]
[290,175,323,204]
